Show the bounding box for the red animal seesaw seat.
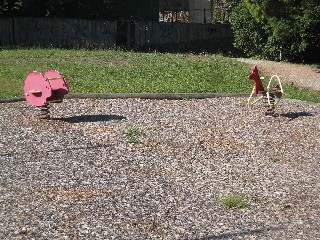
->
[24,69,69,119]
[247,66,283,115]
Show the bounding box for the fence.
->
[132,21,233,51]
[0,18,233,51]
[0,18,116,48]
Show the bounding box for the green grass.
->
[125,126,145,144]
[269,156,280,164]
[310,64,320,69]
[0,48,254,98]
[218,195,249,209]
[283,84,320,103]
[257,74,320,103]
[0,48,319,103]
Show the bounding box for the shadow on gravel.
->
[1,144,111,157]
[45,144,111,153]
[280,111,314,121]
[52,114,126,123]
[193,226,285,240]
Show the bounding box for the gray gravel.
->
[0,97,319,239]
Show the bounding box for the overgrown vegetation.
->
[0,0,158,20]
[229,0,320,63]
[0,48,319,103]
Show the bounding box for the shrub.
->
[229,0,320,63]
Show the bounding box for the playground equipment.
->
[247,65,283,115]
[24,70,69,119]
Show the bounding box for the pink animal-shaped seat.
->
[24,69,69,107]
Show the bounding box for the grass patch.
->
[310,64,320,69]
[0,48,319,103]
[256,75,320,103]
[283,84,320,103]
[0,48,253,98]
[219,195,249,209]
[269,156,280,163]
[125,127,145,144]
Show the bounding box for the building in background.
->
[159,0,189,22]
[189,0,213,24]
[159,0,214,24]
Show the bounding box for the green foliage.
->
[311,64,320,69]
[230,1,268,57]
[219,195,249,209]
[125,127,145,144]
[0,0,158,20]
[230,0,320,62]
[213,0,232,23]
[242,0,267,22]
[269,156,280,163]
[0,0,22,16]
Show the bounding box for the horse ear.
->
[251,65,257,72]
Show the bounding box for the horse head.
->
[248,66,260,81]
[248,65,265,94]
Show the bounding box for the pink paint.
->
[24,70,69,107]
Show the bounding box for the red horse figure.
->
[248,65,265,94]
[247,65,284,115]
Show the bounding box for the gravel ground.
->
[236,58,320,92]
[0,97,319,239]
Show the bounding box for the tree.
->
[230,0,320,62]
[0,0,120,19]
[229,1,268,57]
[0,0,23,16]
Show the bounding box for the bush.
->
[230,0,320,63]
[230,1,269,58]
